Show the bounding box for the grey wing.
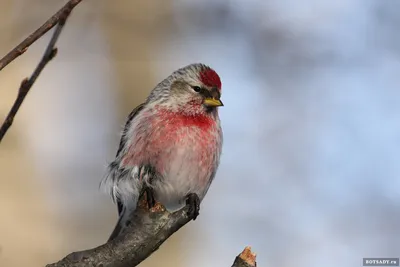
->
[103,103,146,241]
[101,103,145,214]
[115,103,145,215]
[115,103,146,158]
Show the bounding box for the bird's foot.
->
[138,186,156,210]
[186,193,200,220]
[149,201,166,213]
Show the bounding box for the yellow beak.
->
[203,98,224,107]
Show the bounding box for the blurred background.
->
[1,0,400,266]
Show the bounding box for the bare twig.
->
[0,0,83,71]
[0,1,83,143]
[46,202,257,267]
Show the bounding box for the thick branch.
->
[46,203,257,267]
[46,204,193,267]
[0,0,83,143]
[0,0,83,71]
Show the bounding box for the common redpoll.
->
[101,63,223,240]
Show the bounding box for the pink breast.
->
[122,109,219,182]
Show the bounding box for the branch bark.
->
[232,246,257,267]
[46,203,257,267]
[46,203,191,267]
[0,0,84,143]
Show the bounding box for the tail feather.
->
[108,202,131,242]
[117,200,124,216]
[108,214,124,242]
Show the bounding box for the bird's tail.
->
[108,201,131,242]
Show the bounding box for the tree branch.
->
[0,0,84,143]
[231,246,257,267]
[0,0,83,71]
[46,202,257,267]
[46,203,192,267]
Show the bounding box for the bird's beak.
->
[203,97,224,107]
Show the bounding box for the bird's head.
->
[149,63,223,115]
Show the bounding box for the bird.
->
[101,63,223,241]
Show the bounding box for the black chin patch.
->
[204,106,215,113]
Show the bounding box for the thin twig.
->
[0,0,83,71]
[0,1,82,143]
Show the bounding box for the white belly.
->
[151,143,213,211]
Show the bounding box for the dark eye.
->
[192,86,201,92]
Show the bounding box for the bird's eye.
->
[192,86,201,92]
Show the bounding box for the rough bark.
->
[46,203,257,267]
[46,203,192,267]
